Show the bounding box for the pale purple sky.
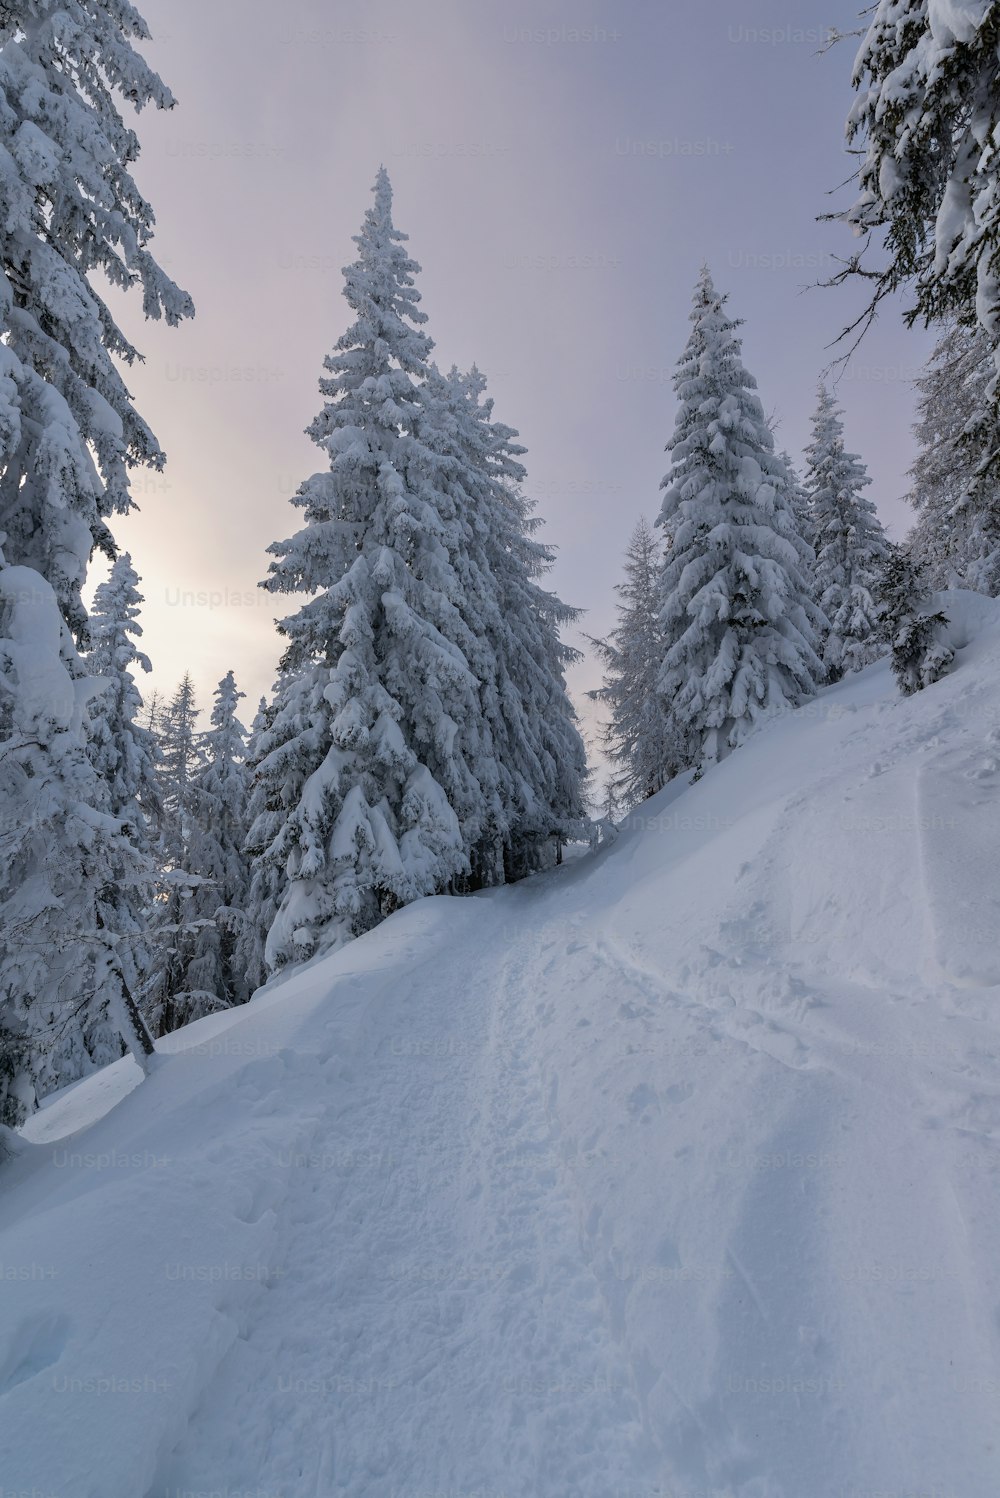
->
[105,0,934,749]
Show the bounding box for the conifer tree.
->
[85,553,162,836]
[259,170,479,966]
[0,0,193,634]
[419,363,587,880]
[83,551,161,1014]
[158,673,202,865]
[0,3,188,1120]
[656,268,825,771]
[144,673,213,1034]
[184,672,251,1010]
[804,386,890,678]
[257,170,586,969]
[878,548,955,697]
[141,689,164,737]
[588,517,678,808]
[834,0,1000,535]
[238,696,283,995]
[906,321,1000,593]
[0,555,155,1128]
[837,4,1000,363]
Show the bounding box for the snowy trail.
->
[150,890,653,1497]
[5,598,1000,1497]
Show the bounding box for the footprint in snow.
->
[627,1083,660,1120]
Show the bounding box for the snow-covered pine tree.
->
[838,3,999,349]
[85,552,162,838]
[775,445,823,618]
[257,173,587,969]
[83,551,161,1012]
[906,320,1000,593]
[182,672,251,1010]
[259,169,486,967]
[237,696,283,995]
[157,673,202,864]
[835,3,1000,511]
[878,547,954,697]
[141,688,164,736]
[0,4,187,1122]
[144,673,214,1033]
[656,268,825,771]
[419,363,587,880]
[588,516,678,808]
[0,552,154,1129]
[0,1,193,635]
[803,386,890,678]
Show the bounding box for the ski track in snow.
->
[5,602,1000,1496]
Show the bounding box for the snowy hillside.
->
[4,592,1000,1498]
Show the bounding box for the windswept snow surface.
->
[5,593,1000,1497]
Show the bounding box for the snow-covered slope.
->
[4,593,1000,1498]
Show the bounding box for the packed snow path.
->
[4,593,1000,1497]
[151,892,652,1494]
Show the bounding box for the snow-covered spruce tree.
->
[838,3,1000,348]
[259,170,487,967]
[0,3,189,1124]
[83,551,161,1009]
[143,672,213,1034]
[85,552,162,838]
[157,672,202,865]
[906,320,1000,592]
[183,672,251,1009]
[0,554,155,1130]
[835,3,1000,518]
[237,696,283,995]
[587,516,679,808]
[656,268,825,771]
[257,172,587,968]
[803,386,890,678]
[878,547,954,696]
[419,363,587,881]
[0,1,193,634]
[141,688,164,736]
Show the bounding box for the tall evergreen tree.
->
[420,363,587,881]
[141,688,164,736]
[803,386,890,678]
[906,320,1000,593]
[0,557,154,1129]
[0,2,188,1122]
[184,672,251,1009]
[656,268,825,771]
[257,170,585,969]
[238,695,283,996]
[0,0,193,635]
[878,548,955,697]
[85,553,162,835]
[834,2,1000,528]
[158,673,202,865]
[83,551,161,1015]
[837,3,1000,361]
[588,517,678,809]
[144,673,212,1034]
[259,169,481,967]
